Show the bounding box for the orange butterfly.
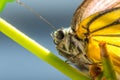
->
[52,0,120,76]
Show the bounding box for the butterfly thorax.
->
[52,27,91,70]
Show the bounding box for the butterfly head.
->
[51,27,72,45]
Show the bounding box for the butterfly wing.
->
[71,0,120,32]
[77,7,120,73]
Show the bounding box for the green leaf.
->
[0,0,15,12]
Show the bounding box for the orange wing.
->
[76,7,120,73]
[71,0,120,32]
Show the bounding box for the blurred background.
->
[0,0,83,80]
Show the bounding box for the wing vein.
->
[91,18,120,33]
[92,34,120,37]
[93,39,120,48]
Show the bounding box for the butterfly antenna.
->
[16,0,57,30]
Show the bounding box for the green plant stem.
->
[0,18,91,80]
[0,0,15,12]
[99,42,117,80]
[95,72,103,80]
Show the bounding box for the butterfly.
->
[52,0,120,75]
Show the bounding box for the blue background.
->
[0,0,82,80]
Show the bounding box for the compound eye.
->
[57,30,64,40]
